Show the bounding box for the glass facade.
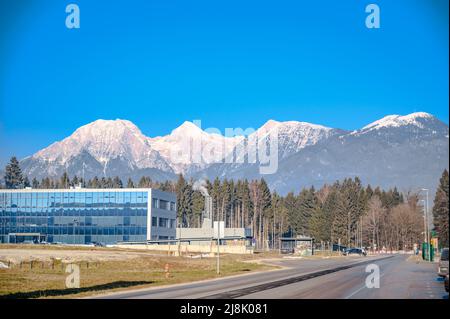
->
[0,190,151,245]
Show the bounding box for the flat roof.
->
[280,237,314,241]
[0,188,163,193]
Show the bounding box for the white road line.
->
[345,273,386,299]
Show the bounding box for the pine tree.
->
[32,177,40,189]
[235,179,252,228]
[127,178,135,188]
[41,177,51,189]
[192,190,205,227]
[391,187,403,206]
[211,177,221,222]
[60,172,70,189]
[175,175,193,227]
[285,192,299,237]
[310,189,335,243]
[160,180,173,192]
[4,156,24,189]
[271,191,287,248]
[309,203,324,242]
[99,177,107,188]
[433,170,449,247]
[113,176,123,188]
[258,178,272,249]
[297,187,318,236]
[90,176,100,188]
[366,184,374,200]
[326,181,348,246]
[72,175,79,187]
[138,176,152,188]
[220,179,232,224]
[23,176,31,188]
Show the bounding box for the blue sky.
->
[0,0,448,165]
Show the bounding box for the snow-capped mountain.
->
[198,112,448,194]
[16,112,449,194]
[245,119,343,160]
[148,121,243,174]
[32,119,172,171]
[360,112,435,132]
[20,119,174,180]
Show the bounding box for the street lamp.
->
[420,188,431,261]
[419,199,426,245]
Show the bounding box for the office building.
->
[0,188,176,245]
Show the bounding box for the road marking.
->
[202,256,394,299]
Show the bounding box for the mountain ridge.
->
[10,112,449,194]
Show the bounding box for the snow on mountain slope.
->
[258,120,338,158]
[32,119,172,172]
[149,121,244,173]
[233,119,340,162]
[359,112,434,132]
[19,112,448,187]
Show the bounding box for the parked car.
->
[344,248,366,256]
[92,242,104,247]
[438,248,449,277]
[445,274,449,293]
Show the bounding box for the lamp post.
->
[420,189,431,261]
[419,199,426,244]
[177,217,181,257]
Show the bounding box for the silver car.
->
[438,248,449,277]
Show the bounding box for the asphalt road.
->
[93,254,447,299]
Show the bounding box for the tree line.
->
[2,156,449,250]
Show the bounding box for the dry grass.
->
[0,246,274,299]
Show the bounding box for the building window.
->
[170,219,176,229]
[152,216,157,227]
[152,198,159,208]
[158,218,168,228]
[170,202,176,211]
[159,200,169,210]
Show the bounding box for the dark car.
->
[344,248,366,256]
[438,248,449,277]
[92,242,104,247]
[445,274,449,293]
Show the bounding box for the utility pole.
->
[178,217,181,257]
[214,221,223,274]
[420,199,426,245]
[421,189,431,261]
[217,235,220,274]
[360,216,363,248]
[426,189,431,261]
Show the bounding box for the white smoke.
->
[193,179,209,197]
